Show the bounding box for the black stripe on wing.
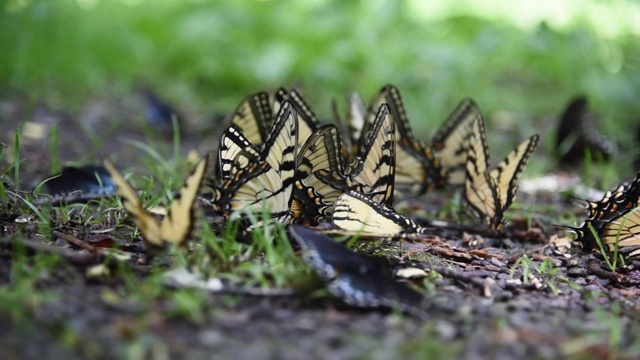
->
[207,101,299,225]
[431,98,482,186]
[229,91,273,146]
[350,103,396,207]
[292,124,348,225]
[370,85,446,195]
[463,115,539,232]
[332,191,423,236]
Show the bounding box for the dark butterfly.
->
[289,225,426,315]
[141,88,181,132]
[41,165,115,198]
[555,96,617,165]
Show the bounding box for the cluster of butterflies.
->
[201,85,539,235]
[102,84,640,312]
[105,84,543,248]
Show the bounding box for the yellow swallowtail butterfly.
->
[463,116,539,231]
[104,157,208,249]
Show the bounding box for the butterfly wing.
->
[463,116,501,230]
[346,91,367,156]
[464,118,539,231]
[293,124,347,225]
[104,157,208,248]
[332,191,421,236]
[570,171,640,252]
[215,125,261,180]
[556,96,616,165]
[104,159,162,246]
[158,158,209,245]
[229,91,272,146]
[599,207,640,253]
[488,134,540,211]
[350,103,396,207]
[260,100,298,209]
[273,88,320,149]
[431,98,482,186]
[369,85,446,195]
[208,102,298,223]
[289,225,425,312]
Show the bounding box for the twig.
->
[33,191,114,207]
[53,230,98,252]
[1,237,103,266]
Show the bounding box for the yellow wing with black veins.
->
[104,157,208,249]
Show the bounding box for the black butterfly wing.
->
[289,225,425,312]
[556,96,616,165]
[42,165,115,197]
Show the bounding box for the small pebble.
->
[567,267,588,277]
[489,257,505,268]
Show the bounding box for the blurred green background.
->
[1,0,640,176]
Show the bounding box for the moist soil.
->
[1,94,639,360]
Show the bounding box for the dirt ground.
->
[1,94,640,360]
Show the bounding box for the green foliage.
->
[509,255,563,295]
[0,241,61,325]
[1,0,639,168]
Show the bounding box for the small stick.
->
[53,230,98,252]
